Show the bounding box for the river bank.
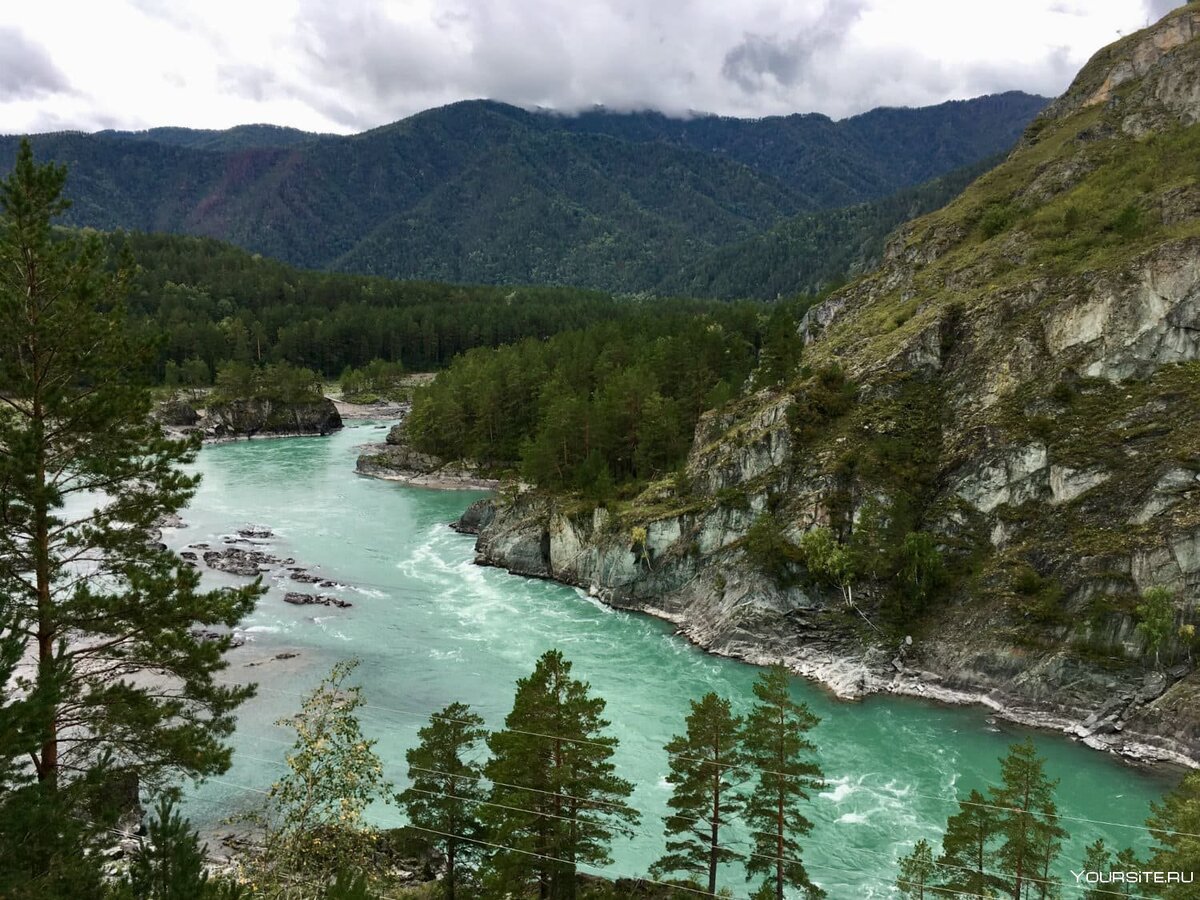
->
[455,495,1200,772]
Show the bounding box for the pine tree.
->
[399,702,488,900]
[1145,770,1200,900]
[122,797,223,899]
[1029,801,1067,900]
[482,650,638,900]
[935,789,1005,897]
[896,838,936,899]
[0,141,260,878]
[989,740,1065,900]
[650,692,745,896]
[757,306,802,386]
[740,664,825,900]
[1079,839,1141,899]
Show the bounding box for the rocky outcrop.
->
[204,397,342,438]
[356,422,499,489]
[154,398,200,427]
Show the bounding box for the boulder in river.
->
[284,592,352,609]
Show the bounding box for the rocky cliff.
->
[203,397,343,438]
[357,422,499,489]
[460,6,1200,766]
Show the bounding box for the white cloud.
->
[0,0,1168,135]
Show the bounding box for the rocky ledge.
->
[356,422,499,490]
[155,396,343,440]
[454,493,1200,770]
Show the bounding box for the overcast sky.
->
[0,0,1182,135]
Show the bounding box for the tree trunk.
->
[709,766,720,896]
[33,380,58,789]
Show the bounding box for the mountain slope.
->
[545,91,1046,206]
[1,95,1044,293]
[460,5,1200,763]
[661,155,1000,299]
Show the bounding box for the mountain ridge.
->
[2,93,1046,295]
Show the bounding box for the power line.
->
[214,679,1193,843]
[200,755,1154,900]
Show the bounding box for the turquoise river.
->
[169,422,1178,898]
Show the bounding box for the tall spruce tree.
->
[1079,838,1141,900]
[896,838,936,899]
[989,740,1065,900]
[1029,801,1068,900]
[1145,770,1200,900]
[740,663,825,900]
[650,692,744,896]
[936,789,1006,897]
[0,141,259,885]
[399,702,488,900]
[482,650,638,900]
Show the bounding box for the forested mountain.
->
[543,91,1044,206]
[95,123,327,151]
[661,154,1001,299]
[3,93,1044,294]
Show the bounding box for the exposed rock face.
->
[204,397,342,438]
[461,9,1200,767]
[154,399,200,427]
[356,422,499,489]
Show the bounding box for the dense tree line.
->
[404,304,786,492]
[109,231,652,379]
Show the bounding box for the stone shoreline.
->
[457,504,1200,773]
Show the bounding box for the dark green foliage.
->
[122,798,230,899]
[891,532,947,620]
[786,366,857,445]
[757,306,804,386]
[0,141,259,806]
[936,789,1007,898]
[340,359,407,403]
[210,360,325,405]
[399,703,488,900]
[651,693,745,895]
[740,665,825,900]
[407,308,760,490]
[908,742,1068,899]
[665,155,1002,300]
[978,202,1016,238]
[989,739,1067,900]
[111,231,638,379]
[7,95,1044,294]
[743,513,803,586]
[1145,769,1200,898]
[482,650,639,900]
[895,839,935,899]
[0,777,112,899]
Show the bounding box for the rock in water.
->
[204,397,343,438]
[283,592,352,609]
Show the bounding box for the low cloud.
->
[0,0,1164,134]
[0,28,70,100]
